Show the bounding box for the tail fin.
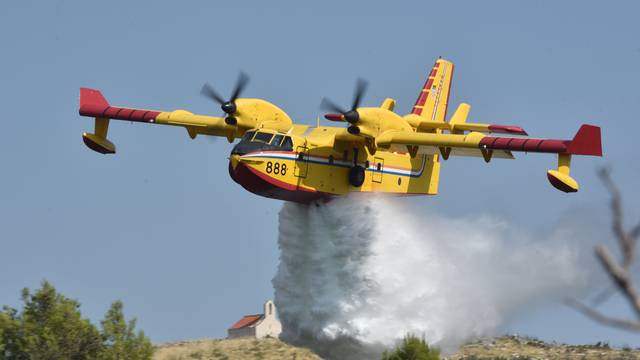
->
[411,58,454,123]
[409,58,454,197]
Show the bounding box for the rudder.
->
[411,58,454,123]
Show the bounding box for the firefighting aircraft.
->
[78,58,602,203]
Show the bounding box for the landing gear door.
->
[373,157,384,183]
[294,146,309,178]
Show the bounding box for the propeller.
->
[200,72,250,125]
[320,78,368,133]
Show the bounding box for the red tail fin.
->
[567,124,602,156]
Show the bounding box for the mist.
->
[272,195,604,359]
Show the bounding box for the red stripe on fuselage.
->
[230,162,328,204]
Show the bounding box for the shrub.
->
[382,334,440,360]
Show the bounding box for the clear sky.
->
[1,0,639,347]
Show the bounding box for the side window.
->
[242,131,255,141]
[253,132,273,143]
[271,134,284,146]
[328,155,334,165]
[281,136,293,150]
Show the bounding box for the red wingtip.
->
[567,124,602,156]
[79,88,109,116]
[488,125,528,136]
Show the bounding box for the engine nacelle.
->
[354,107,413,138]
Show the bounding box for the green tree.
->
[0,307,20,360]
[0,281,152,360]
[98,301,152,360]
[14,281,102,360]
[382,334,440,360]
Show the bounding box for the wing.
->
[376,124,602,162]
[78,88,237,154]
[375,131,514,160]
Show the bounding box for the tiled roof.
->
[229,314,264,330]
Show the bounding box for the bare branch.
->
[565,298,640,332]
[595,245,640,319]
[571,169,640,332]
[598,168,635,269]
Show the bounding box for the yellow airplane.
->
[78,58,602,203]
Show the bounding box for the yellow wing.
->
[375,130,514,160]
[376,125,602,192]
[78,88,292,154]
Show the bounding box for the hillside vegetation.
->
[154,336,640,360]
[449,336,639,360]
[153,337,323,360]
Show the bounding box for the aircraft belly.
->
[232,150,437,203]
[230,159,328,204]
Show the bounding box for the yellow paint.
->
[547,170,579,192]
[95,117,110,138]
[380,98,396,111]
[558,154,571,175]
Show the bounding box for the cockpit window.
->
[271,134,284,146]
[281,136,293,149]
[242,131,256,141]
[253,132,273,143]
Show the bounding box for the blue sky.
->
[1,0,639,346]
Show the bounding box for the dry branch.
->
[568,168,640,331]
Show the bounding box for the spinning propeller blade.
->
[200,72,251,125]
[321,78,368,126]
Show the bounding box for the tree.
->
[567,169,640,331]
[0,307,19,360]
[98,301,152,360]
[0,281,152,360]
[382,334,440,360]
[12,281,102,360]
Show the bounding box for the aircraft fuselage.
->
[228,126,440,203]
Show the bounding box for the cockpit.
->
[230,130,294,155]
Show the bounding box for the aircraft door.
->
[373,157,384,183]
[294,146,309,178]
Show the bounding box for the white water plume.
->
[272,195,602,359]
